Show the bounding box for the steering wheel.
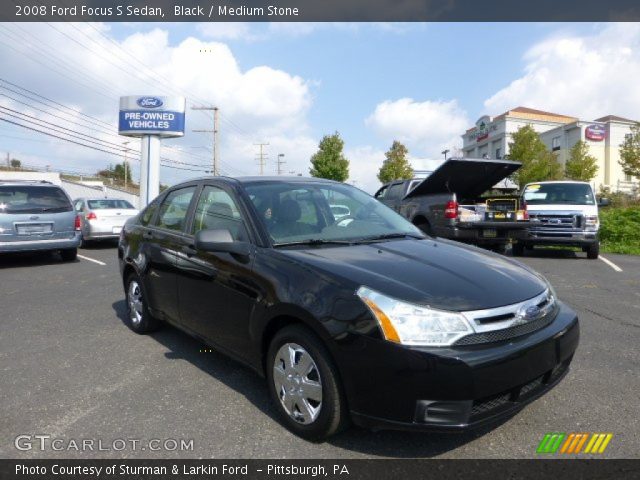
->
[334,215,358,227]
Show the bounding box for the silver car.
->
[73,197,138,246]
[0,180,81,260]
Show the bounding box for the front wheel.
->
[586,242,599,260]
[266,325,349,441]
[125,273,160,333]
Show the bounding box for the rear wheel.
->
[60,248,77,262]
[266,325,349,441]
[125,273,160,333]
[586,242,599,260]
[512,243,525,256]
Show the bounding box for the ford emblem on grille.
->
[136,97,163,108]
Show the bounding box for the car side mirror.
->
[194,229,252,258]
[598,198,610,207]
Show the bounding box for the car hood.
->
[280,238,548,311]
[527,204,598,215]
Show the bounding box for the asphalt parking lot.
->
[1,244,639,459]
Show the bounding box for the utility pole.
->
[192,105,219,175]
[6,152,10,168]
[277,153,286,175]
[254,142,269,175]
[122,140,130,189]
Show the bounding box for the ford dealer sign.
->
[119,96,185,137]
[136,97,164,108]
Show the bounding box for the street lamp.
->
[441,149,450,160]
[277,153,286,175]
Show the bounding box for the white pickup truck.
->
[513,181,605,259]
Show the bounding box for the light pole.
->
[441,149,450,160]
[277,153,286,175]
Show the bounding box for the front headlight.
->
[356,286,475,346]
[585,215,599,229]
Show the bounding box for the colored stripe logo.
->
[537,433,613,454]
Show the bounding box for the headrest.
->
[206,201,233,218]
[277,199,301,223]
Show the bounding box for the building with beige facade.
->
[461,106,638,192]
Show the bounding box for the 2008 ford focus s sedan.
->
[118,176,579,440]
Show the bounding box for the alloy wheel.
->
[272,343,323,424]
[127,280,143,326]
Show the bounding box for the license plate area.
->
[112,226,122,234]
[483,228,497,238]
[15,223,53,235]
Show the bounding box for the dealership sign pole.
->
[118,96,186,207]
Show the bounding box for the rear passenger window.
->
[155,187,196,232]
[191,186,247,241]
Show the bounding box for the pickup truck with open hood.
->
[374,158,529,251]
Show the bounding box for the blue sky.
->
[0,22,635,192]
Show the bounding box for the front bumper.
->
[337,301,579,431]
[0,232,81,253]
[524,229,598,247]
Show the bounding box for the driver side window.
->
[191,185,248,241]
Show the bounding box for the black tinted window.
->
[0,186,72,213]
[386,183,405,199]
[140,199,159,226]
[192,186,247,241]
[155,187,196,232]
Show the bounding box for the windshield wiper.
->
[355,233,425,243]
[274,239,355,247]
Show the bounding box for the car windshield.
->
[87,199,135,209]
[244,180,424,245]
[523,183,595,205]
[0,185,72,213]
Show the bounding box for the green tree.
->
[377,140,414,184]
[10,159,21,168]
[508,125,563,186]
[619,122,640,178]
[309,132,349,181]
[565,140,598,181]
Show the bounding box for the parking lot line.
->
[77,254,106,266]
[599,255,623,272]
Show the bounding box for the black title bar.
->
[5,0,640,22]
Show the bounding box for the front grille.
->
[529,213,582,229]
[469,361,571,419]
[471,393,511,416]
[520,375,544,397]
[454,313,554,346]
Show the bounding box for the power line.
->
[192,106,219,175]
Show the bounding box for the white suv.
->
[514,181,602,259]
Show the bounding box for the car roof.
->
[168,175,341,190]
[524,181,591,185]
[0,180,58,187]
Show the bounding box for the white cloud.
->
[196,23,256,41]
[0,23,314,182]
[485,23,640,120]
[365,98,469,157]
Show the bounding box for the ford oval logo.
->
[524,305,541,320]
[137,97,163,108]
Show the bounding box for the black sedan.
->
[118,176,579,440]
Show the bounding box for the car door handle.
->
[143,231,153,239]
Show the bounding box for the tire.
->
[266,325,349,441]
[512,243,525,256]
[60,248,77,262]
[125,272,160,333]
[586,242,599,260]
